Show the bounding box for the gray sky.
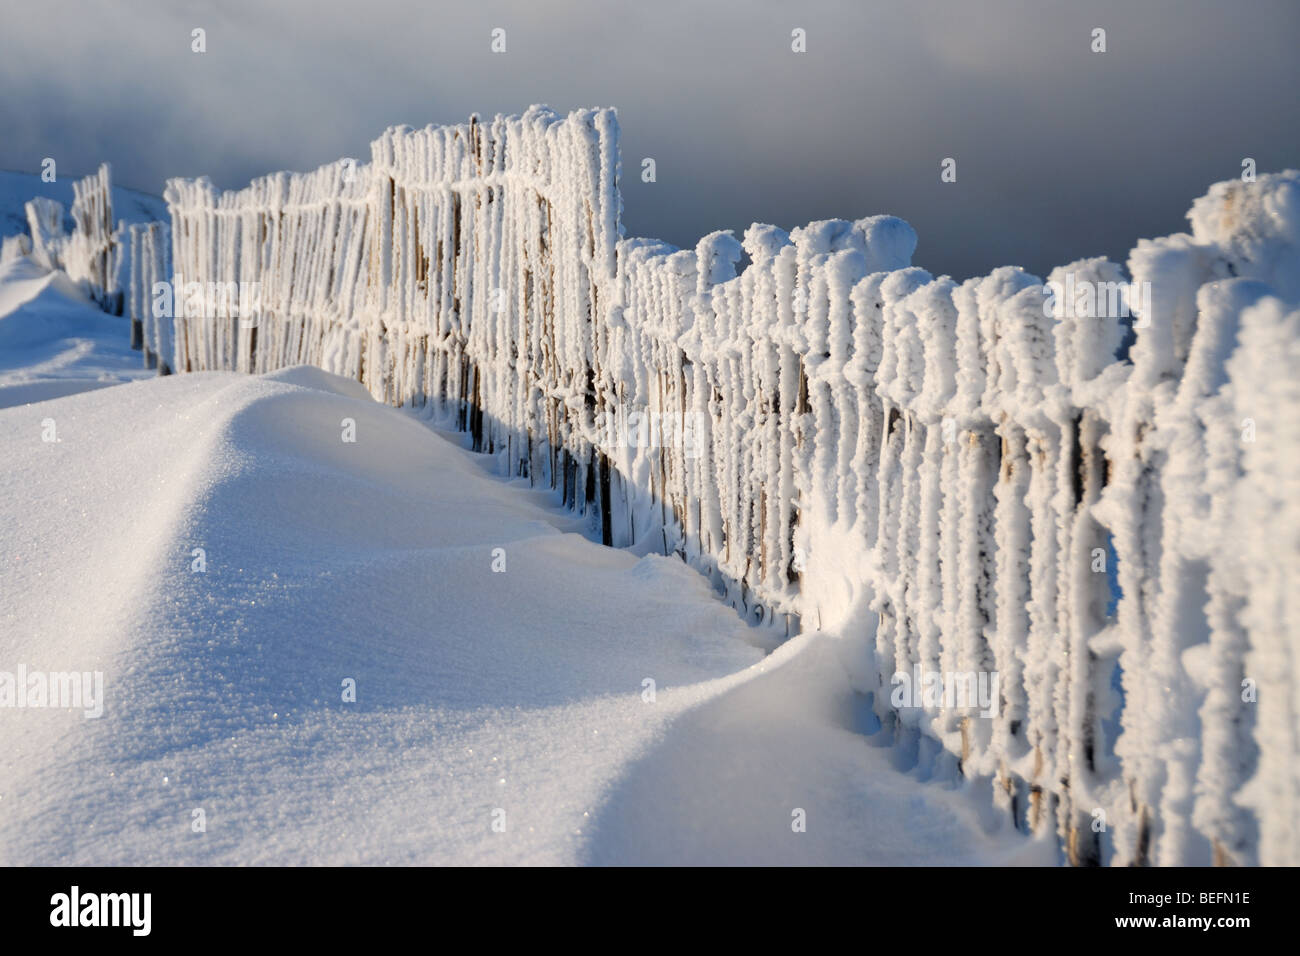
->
[3,0,1297,279]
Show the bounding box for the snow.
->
[4,106,1296,866]
[0,169,163,406]
[585,629,1050,866]
[0,363,1045,865]
[0,256,153,409]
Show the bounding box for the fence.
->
[23,196,65,271]
[0,233,31,264]
[138,106,1297,866]
[66,164,121,312]
[127,221,172,372]
[16,164,122,312]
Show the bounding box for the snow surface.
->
[0,256,153,409]
[0,170,160,408]
[0,354,1050,864]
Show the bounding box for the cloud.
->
[2,0,1297,280]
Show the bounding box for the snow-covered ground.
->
[0,256,154,408]
[0,251,1050,864]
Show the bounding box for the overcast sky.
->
[3,0,1298,279]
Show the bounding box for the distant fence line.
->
[66,165,120,312]
[4,165,123,313]
[117,106,1296,867]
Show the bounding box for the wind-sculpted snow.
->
[143,106,1297,866]
[1,365,1057,865]
[0,256,153,408]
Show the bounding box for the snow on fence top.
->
[139,106,1299,867]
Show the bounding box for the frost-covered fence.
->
[127,221,172,372]
[785,174,1299,868]
[20,164,123,312]
[156,106,1299,867]
[606,219,917,621]
[0,233,32,264]
[164,106,624,537]
[66,164,121,312]
[24,197,66,272]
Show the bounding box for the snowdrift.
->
[0,255,153,408]
[0,366,1048,864]
[0,367,764,863]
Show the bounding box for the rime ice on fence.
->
[18,164,122,312]
[153,108,1299,866]
[0,233,33,265]
[1227,295,1300,867]
[25,196,66,271]
[66,164,121,312]
[128,221,172,373]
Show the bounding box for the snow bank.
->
[2,359,1062,864]
[0,368,775,864]
[0,256,153,408]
